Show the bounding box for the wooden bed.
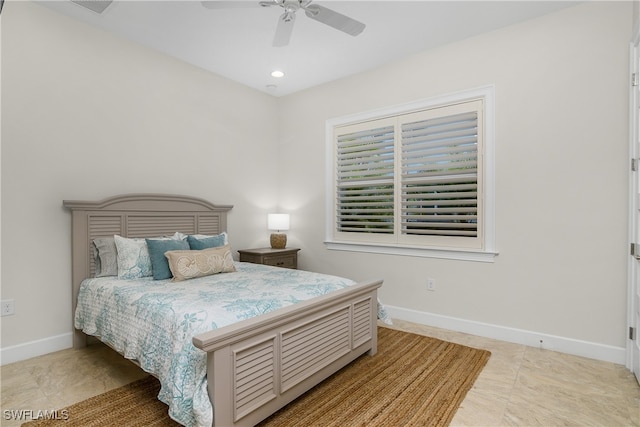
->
[64,193,382,427]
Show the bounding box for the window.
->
[326,86,496,261]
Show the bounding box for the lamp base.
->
[270,233,287,249]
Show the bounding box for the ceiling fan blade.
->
[201,1,262,9]
[273,12,296,47]
[259,0,284,7]
[303,4,365,36]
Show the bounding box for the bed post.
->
[68,208,90,348]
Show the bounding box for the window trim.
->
[325,85,497,262]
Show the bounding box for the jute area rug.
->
[24,327,490,427]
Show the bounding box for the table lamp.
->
[268,213,290,249]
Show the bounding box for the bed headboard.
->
[63,193,233,347]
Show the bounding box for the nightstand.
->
[238,247,300,269]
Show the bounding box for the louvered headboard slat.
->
[126,214,198,237]
[197,214,222,235]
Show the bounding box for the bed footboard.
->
[193,279,382,427]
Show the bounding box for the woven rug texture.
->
[24,327,490,427]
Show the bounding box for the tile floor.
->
[1,319,639,426]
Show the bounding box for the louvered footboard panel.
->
[280,307,351,392]
[195,280,383,427]
[234,337,278,420]
[353,297,374,347]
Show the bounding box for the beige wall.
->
[1,2,280,350]
[278,1,632,352]
[634,0,639,36]
[0,1,633,362]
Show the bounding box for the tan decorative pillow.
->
[165,245,236,282]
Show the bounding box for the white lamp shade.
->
[267,213,290,231]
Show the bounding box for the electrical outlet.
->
[1,300,15,316]
[427,278,436,291]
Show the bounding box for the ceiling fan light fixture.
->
[283,10,296,22]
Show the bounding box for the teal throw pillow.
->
[146,238,190,280]
[187,234,226,250]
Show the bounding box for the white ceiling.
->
[37,0,579,96]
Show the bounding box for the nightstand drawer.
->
[238,248,300,270]
[263,254,296,269]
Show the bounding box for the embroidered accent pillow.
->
[165,245,236,282]
[114,235,153,279]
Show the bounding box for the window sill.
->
[324,241,498,263]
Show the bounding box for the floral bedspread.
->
[74,262,370,426]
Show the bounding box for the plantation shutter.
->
[335,121,396,235]
[331,94,487,252]
[400,100,482,243]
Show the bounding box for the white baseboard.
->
[1,333,73,366]
[386,305,626,365]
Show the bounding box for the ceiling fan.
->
[201,0,366,47]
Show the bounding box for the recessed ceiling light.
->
[271,70,285,78]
